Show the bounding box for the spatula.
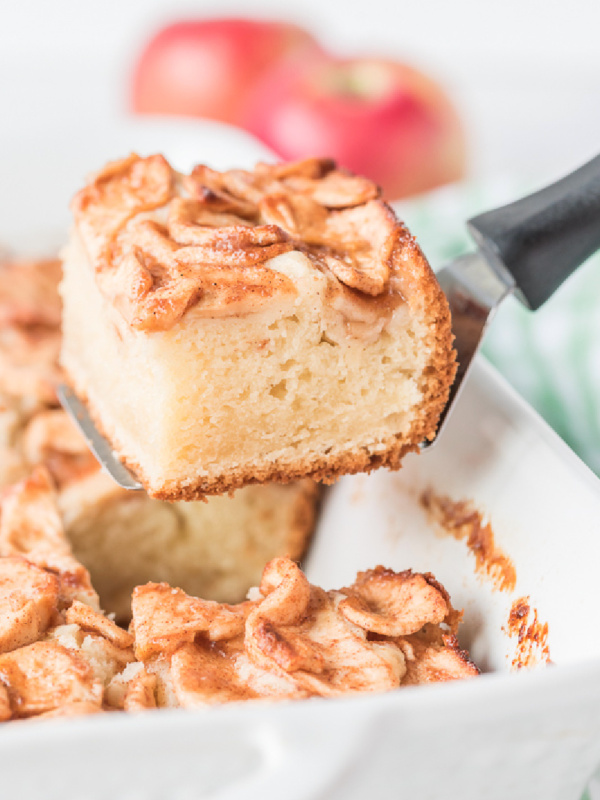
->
[427,152,600,444]
[58,153,600,487]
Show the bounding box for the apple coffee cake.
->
[60,155,456,500]
[130,557,478,708]
[0,471,478,723]
[0,468,137,720]
[0,257,317,619]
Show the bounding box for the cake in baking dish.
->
[0,258,64,487]
[60,155,456,500]
[0,469,137,720]
[130,557,478,708]
[0,257,317,619]
[0,473,477,721]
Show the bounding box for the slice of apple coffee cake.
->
[60,155,456,500]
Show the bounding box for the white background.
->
[0,0,599,186]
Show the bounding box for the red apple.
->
[131,18,321,124]
[241,55,467,200]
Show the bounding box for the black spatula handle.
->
[467,154,600,310]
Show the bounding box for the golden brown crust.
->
[123,432,418,502]
[388,230,458,447]
[71,154,447,330]
[61,373,427,501]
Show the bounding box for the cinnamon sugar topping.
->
[72,155,406,331]
[0,468,99,608]
[0,558,59,654]
[132,583,247,660]
[0,471,136,722]
[132,557,478,707]
[338,567,449,637]
[22,410,98,488]
[0,471,477,720]
[65,601,133,649]
[123,668,157,712]
[0,259,62,408]
[0,641,102,718]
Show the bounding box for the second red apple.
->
[241,55,466,200]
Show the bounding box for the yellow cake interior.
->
[62,236,432,497]
[0,257,317,620]
[59,471,316,621]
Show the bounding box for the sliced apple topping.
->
[0,467,99,608]
[0,641,103,718]
[338,566,449,637]
[71,155,408,332]
[0,558,59,654]
[0,470,137,721]
[65,601,133,650]
[131,582,247,661]
[131,557,477,708]
[72,153,175,268]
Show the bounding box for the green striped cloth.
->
[398,183,600,800]
[395,181,600,477]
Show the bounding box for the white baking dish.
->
[1,118,599,799]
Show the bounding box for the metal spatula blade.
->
[429,156,600,444]
[56,384,143,490]
[427,152,600,446]
[423,252,514,446]
[58,154,600,487]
